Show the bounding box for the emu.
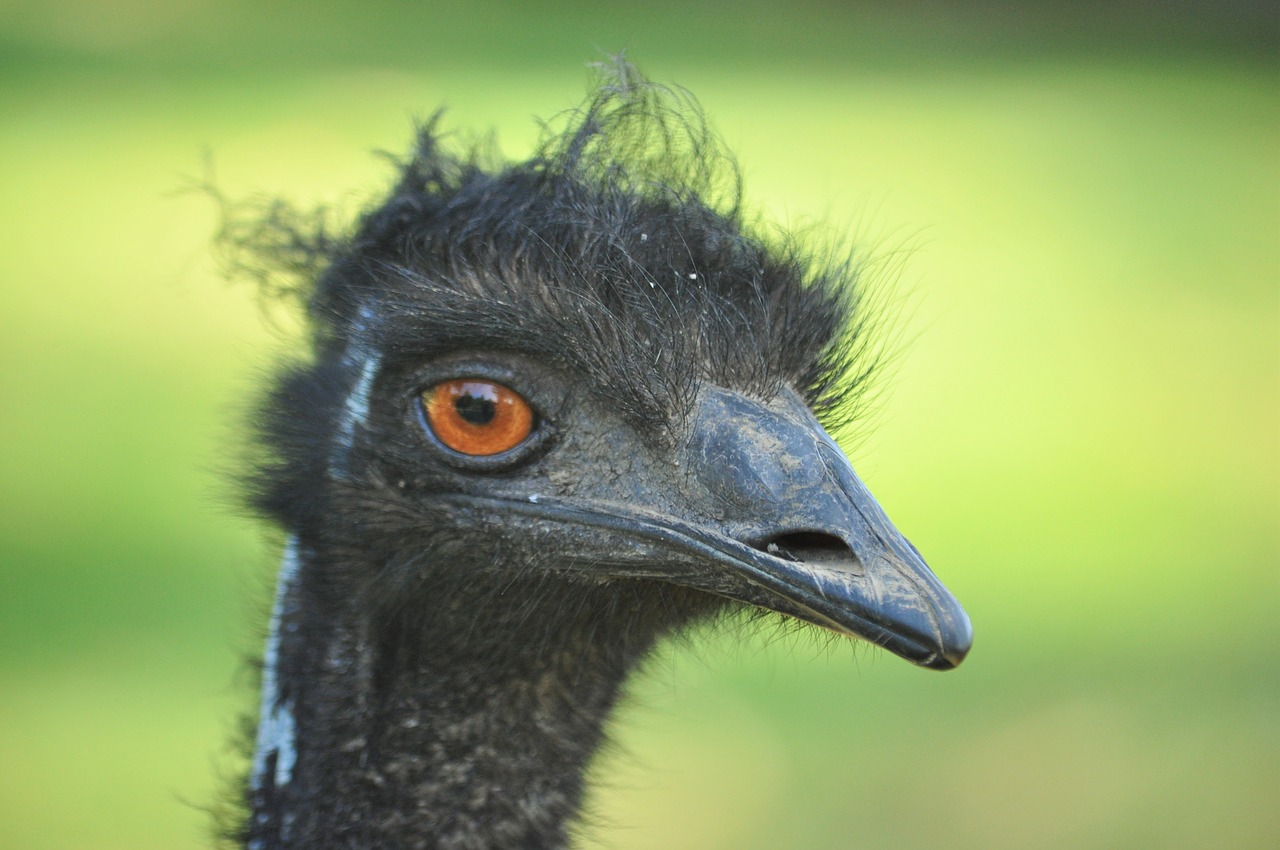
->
[227,64,971,849]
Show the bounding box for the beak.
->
[682,388,972,670]
[455,386,971,670]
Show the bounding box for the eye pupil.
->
[454,392,496,426]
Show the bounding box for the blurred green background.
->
[1,2,1276,848]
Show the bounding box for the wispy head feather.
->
[219,60,885,438]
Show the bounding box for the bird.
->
[222,61,972,849]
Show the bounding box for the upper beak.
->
[684,388,972,670]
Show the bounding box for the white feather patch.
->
[250,537,301,791]
[330,305,382,476]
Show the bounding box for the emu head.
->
[242,71,971,672]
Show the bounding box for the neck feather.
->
[245,537,714,849]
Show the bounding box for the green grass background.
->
[1,3,1276,848]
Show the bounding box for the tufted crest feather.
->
[221,62,881,454]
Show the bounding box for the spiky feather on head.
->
[220,60,883,450]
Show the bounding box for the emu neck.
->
[246,539,677,849]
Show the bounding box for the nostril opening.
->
[760,531,859,568]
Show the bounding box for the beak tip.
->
[926,607,974,671]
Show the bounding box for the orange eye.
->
[422,379,535,456]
